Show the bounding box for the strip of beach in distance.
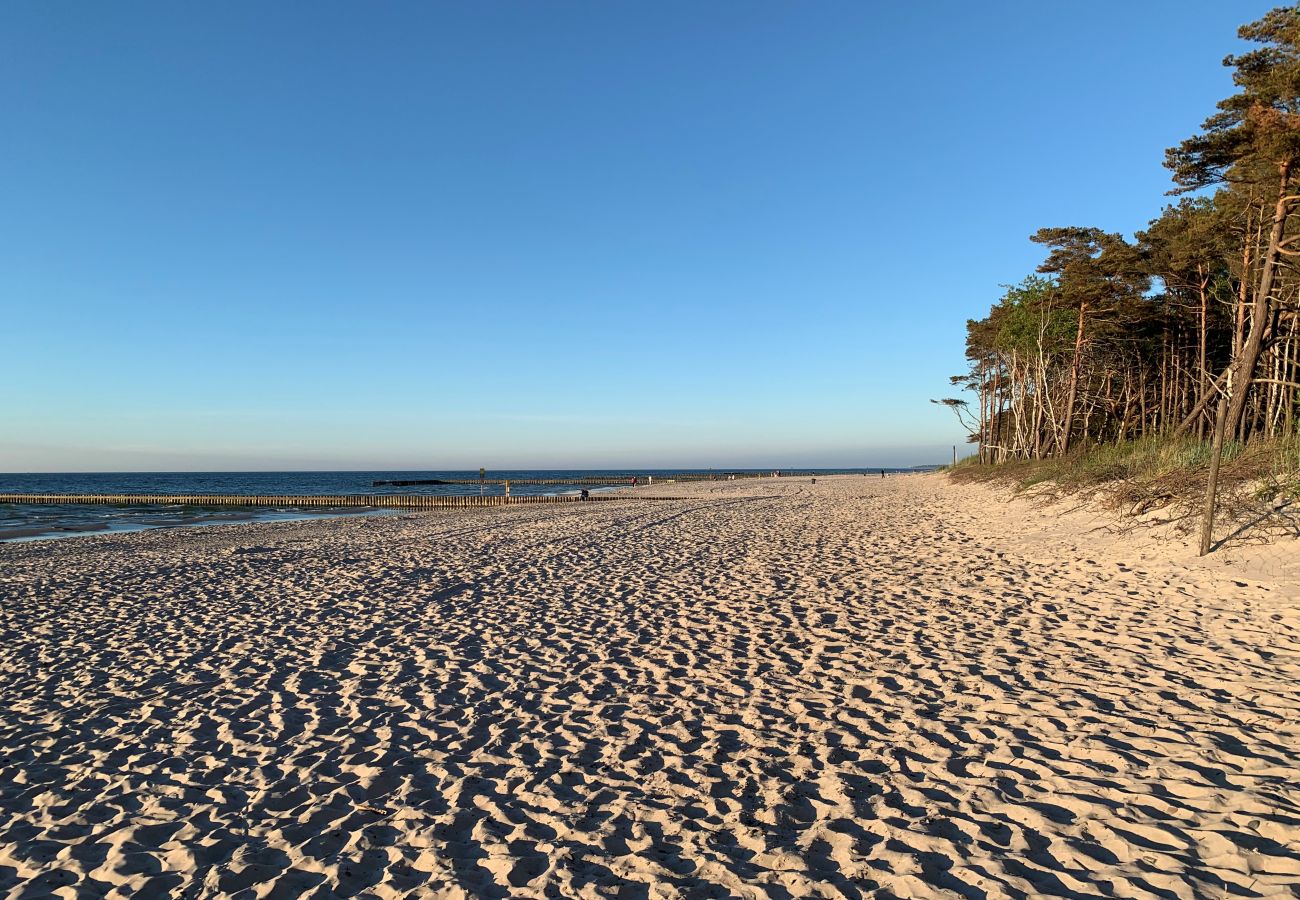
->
[2,474,1297,897]
[0,469,925,542]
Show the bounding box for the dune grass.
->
[949,433,1300,534]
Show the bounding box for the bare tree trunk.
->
[1158,329,1169,432]
[1236,230,1252,358]
[1199,399,1230,556]
[1177,367,1230,434]
[1060,302,1088,455]
[1197,266,1209,439]
[1032,346,1047,458]
[1139,368,1149,438]
[1286,311,1298,435]
[1224,162,1293,441]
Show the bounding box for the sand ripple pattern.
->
[1,476,1298,898]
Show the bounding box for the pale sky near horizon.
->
[1,2,1274,471]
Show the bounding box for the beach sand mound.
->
[1,475,1298,898]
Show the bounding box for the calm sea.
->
[0,469,916,542]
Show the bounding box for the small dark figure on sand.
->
[880,470,885,478]
[580,489,590,501]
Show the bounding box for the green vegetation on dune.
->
[949,435,1300,540]
[939,6,1300,551]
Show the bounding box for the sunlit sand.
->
[2,475,1297,897]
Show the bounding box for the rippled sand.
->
[2,475,1298,898]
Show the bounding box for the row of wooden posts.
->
[0,493,691,510]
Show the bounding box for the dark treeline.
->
[952,6,1300,465]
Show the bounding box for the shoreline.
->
[0,506,407,544]
[3,474,1297,896]
[0,470,911,544]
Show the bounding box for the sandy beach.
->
[2,474,1298,898]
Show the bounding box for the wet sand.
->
[1,474,1297,898]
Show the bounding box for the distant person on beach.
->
[580,489,590,501]
[881,470,885,478]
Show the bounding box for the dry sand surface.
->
[1,474,1298,899]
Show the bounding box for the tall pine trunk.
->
[1200,161,1295,553]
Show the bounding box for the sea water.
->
[0,469,918,541]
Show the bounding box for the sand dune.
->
[1,475,1298,898]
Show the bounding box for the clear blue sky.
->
[0,2,1274,471]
